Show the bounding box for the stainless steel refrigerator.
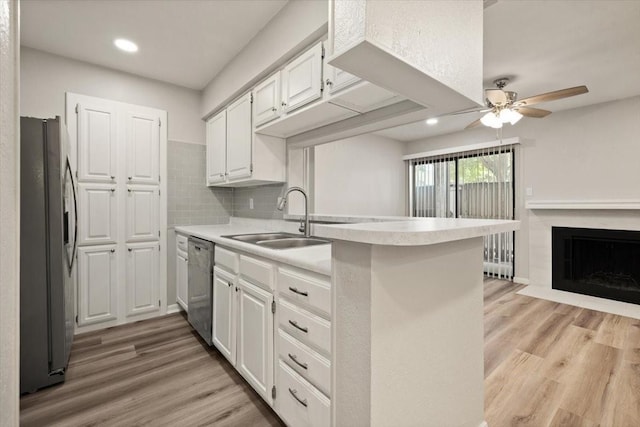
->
[20,116,78,394]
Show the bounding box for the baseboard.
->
[513,276,530,285]
[166,304,183,314]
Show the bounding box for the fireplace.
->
[552,227,640,305]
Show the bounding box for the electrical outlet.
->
[249,198,254,209]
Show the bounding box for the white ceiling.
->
[20,0,288,90]
[20,0,640,140]
[376,0,640,141]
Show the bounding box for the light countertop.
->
[174,223,332,276]
[314,217,520,246]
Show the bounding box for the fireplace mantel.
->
[526,200,640,210]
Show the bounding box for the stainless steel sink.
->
[222,232,299,244]
[221,232,331,250]
[256,237,331,250]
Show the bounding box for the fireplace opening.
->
[552,227,640,305]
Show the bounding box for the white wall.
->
[21,47,205,144]
[314,134,407,216]
[0,0,20,423]
[405,95,640,281]
[201,0,328,118]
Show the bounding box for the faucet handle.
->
[299,220,306,234]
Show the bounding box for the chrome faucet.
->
[277,186,310,237]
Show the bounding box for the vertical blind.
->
[410,144,515,278]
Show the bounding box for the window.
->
[409,145,515,278]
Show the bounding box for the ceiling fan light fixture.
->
[481,112,503,129]
[499,109,523,125]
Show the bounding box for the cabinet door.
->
[126,185,159,242]
[125,111,160,185]
[77,245,117,326]
[325,63,360,94]
[77,101,118,183]
[253,72,281,127]
[176,251,188,311]
[237,278,274,404]
[212,267,236,365]
[126,242,160,317]
[206,110,227,185]
[78,183,117,246]
[282,42,323,113]
[226,93,253,180]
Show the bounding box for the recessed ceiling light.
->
[426,118,438,126]
[114,38,138,53]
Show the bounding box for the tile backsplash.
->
[168,141,285,225]
[168,141,232,226]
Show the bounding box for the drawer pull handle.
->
[288,286,308,297]
[288,388,308,407]
[288,320,308,333]
[288,353,308,370]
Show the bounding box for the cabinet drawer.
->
[279,299,331,356]
[278,267,330,317]
[278,329,330,397]
[240,254,274,291]
[176,233,188,252]
[215,246,239,273]
[276,360,330,427]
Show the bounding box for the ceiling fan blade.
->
[465,118,483,129]
[516,106,552,118]
[485,89,507,105]
[446,107,491,116]
[516,86,588,106]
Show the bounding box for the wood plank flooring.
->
[21,280,640,426]
[20,312,284,427]
[484,279,640,427]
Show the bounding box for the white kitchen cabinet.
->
[282,42,323,113]
[212,266,237,365]
[125,111,160,185]
[77,183,117,246]
[253,72,281,127]
[325,63,360,94]
[77,245,118,326]
[237,278,274,405]
[206,110,226,185]
[226,93,253,181]
[176,249,188,311]
[276,360,331,427]
[125,242,160,317]
[76,100,118,183]
[125,185,159,242]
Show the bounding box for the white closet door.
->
[206,110,227,185]
[77,245,118,325]
[253,72,281,127]
[237,278,274,404]
[282,42,323,113]
[78,183,117,246]
[77,101,118,183]
[226,93,253,180]
[126,111,159,185]
[126,242,160,317]
[126,185,159,242]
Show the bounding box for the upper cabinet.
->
[125,111,160,185]
[253,72,281,127]
[206,93,285,188]
[77,101,117,183]
[226,93,253,180]
[281,42,323,113]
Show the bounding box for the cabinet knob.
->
[326,79,333,86]
[110,249,115,253]
[271,107,277,112]
[128,248,132,252]
[127,189,132,193]
[227,281,233,288]
[110,188,116,193]
[281,101,287,107]
[219,173,225,178]
[128,176,132,180]
[111,175,115,180]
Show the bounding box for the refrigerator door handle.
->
[66,158,78,272]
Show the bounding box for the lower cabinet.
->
[77,245,118,326]
[276,360,331,427]
[237,278,274,405]
[176,249,188,311]
[212,266,236,364]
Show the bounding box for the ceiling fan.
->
[459,78,589,129]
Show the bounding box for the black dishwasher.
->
[187,237,214,345]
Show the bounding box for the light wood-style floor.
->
[21,280,640,426]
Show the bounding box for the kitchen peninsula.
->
[314,218,519,427]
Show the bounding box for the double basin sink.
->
[222,232,331,250]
